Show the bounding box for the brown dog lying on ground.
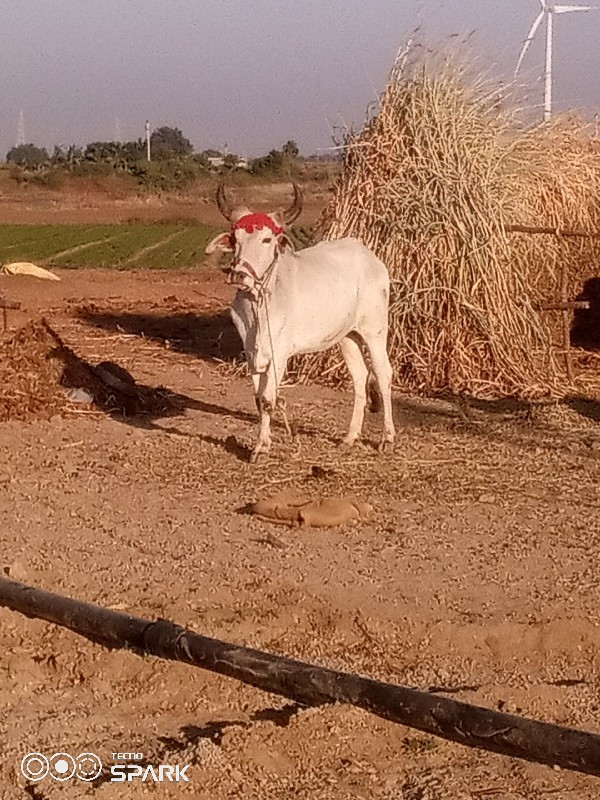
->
[249,490,372,528]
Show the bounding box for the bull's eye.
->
[262,237,273,244]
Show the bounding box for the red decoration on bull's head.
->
[232,213,283,236]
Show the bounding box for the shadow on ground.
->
[51,344,207,431]
[392,393,545,430]
[77,307,242,363]
[75,306,600,446]
[390,391,600,463]
[565,395,600,424]
[0,317,211,430]
[89,703,307,787]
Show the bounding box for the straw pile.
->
[0,319,182,421]
[506,119,600,301]
[292,47,600,399]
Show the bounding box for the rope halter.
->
[230,213,283,298]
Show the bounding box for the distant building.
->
[207,155,249,170]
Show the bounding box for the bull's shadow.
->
[75,305,318,445]
[74,306,255,440]
[76,307,242,363]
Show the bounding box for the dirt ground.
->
[1,266,600,799]
[0,175,329,226]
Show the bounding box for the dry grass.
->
[294,46,600,399]
[0,319,183,421]
[506,118,600,306]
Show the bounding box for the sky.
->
[1,0,599,158]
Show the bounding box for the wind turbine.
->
[515,1,597,122]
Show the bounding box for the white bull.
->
[205,183,395,463]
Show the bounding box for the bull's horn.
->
[216,181,235,221]
[282,183,303,225]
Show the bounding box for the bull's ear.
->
[205,232,234,254]
[277,233,295,253]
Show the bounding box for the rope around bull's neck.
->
[244,250,281,394]
[250,253,292,437]
[256,253,281,394]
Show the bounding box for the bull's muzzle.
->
[229,268,252,287]
[230,260,260,292]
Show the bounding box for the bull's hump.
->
[299,237,369,257]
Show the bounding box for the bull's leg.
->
[250,370,275,463]
[362,333,395,452]
[270,355,294,439]
[251,352,290,462]
[339,335,369,448]
[275,396,294,439]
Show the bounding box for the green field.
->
[0,223,221,269]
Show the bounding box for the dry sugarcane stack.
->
[505,117,600,306]
[290,46,600,399]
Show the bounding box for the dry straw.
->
[291,45,600,399]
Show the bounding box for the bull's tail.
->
[367,372,382,413]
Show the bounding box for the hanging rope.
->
[250,253,293,438]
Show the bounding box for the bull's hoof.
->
[377,439,394,454]
[290,442,303,461]
[339,438,357,452]
[249,439,272,463]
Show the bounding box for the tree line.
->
[4,127,307,191]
